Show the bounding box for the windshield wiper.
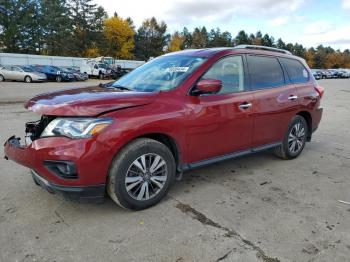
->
[111,85,133,91]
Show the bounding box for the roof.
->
[166,45,293,58]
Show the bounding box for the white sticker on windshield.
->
[166,67,189,73]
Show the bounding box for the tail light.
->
[314,85,324,98]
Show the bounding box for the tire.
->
[99,72,104,80]
[56,75,62,82]
[274,115,308,160]
[107,138,176,210]
[0,74,4,81]
[24,76,32,83]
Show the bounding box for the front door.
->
[186,55,254,163]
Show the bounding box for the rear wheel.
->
[24,76,32,83]
[0,74,4,81]
[274,115,308,159]
[107,138,176,210]
[99,72,104,80]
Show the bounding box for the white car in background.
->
[0,65,47,83]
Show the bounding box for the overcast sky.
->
[95,0,350,50]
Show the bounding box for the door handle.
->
[239,102,252,109]
[288,95,298,101]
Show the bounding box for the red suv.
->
[4,45,324,210]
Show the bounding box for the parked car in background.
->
[64,67,88,81]
[0,65,47,83]
[32,65,75,82]
[4,45,324,210]
[319,70,333,79]
[310,69,321,80]
[338,69,350,78]
[327,69,341,78]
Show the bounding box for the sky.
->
[95,0,350,51]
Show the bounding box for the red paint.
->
[4,48,323,188]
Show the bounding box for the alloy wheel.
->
[125,153,168,201]
[288,122,306,154]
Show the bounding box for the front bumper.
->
[4,135,113,202]
[31,169,105,203]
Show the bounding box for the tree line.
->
[1,0,349,68]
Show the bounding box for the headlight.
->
[41,118,113,138]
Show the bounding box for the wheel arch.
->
[134,133,182,172]
[296,111,312,141]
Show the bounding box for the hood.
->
[25,86,158,116]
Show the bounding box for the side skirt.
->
[182,142,281,171]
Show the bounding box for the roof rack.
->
[233,45,292,55]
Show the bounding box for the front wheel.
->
[107,138,176,210]
[0,74,4,81]
[274,115,308,159]
[56,75,62,82]
[24,76,32,83]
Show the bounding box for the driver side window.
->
[201,56,245,94]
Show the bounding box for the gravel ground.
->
[0,79,349,262]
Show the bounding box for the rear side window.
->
[247,55,285,90]
[280,58,309,84]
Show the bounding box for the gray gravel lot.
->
[0,79,350,262]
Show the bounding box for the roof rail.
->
[233,45,292,55]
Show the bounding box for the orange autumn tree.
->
[168,32,184,52]
[103,16,135,59]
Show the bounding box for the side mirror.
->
[193,79,222,95]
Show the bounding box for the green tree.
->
[276,38,286,50]
[191,27,208,48]
[0,0,39,53]
[134,17,169,60]
[68,0,107,56]
[208,28,232,47]
[40,0,73,55]
[261,33,274,47]
[181,27,192,49]
[234,30,250,45]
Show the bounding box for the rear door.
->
[1,66,13,80]
[247,55,299,147]
[186,55,254,163]
[279,57,313,114]
[11,66,24,81]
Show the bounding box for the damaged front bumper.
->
[31,169,105,203]
[4,135,107,203]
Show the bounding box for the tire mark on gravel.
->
[170,196,280,262]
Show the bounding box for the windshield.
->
[98,63,108,69]
[112,55,207,92]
